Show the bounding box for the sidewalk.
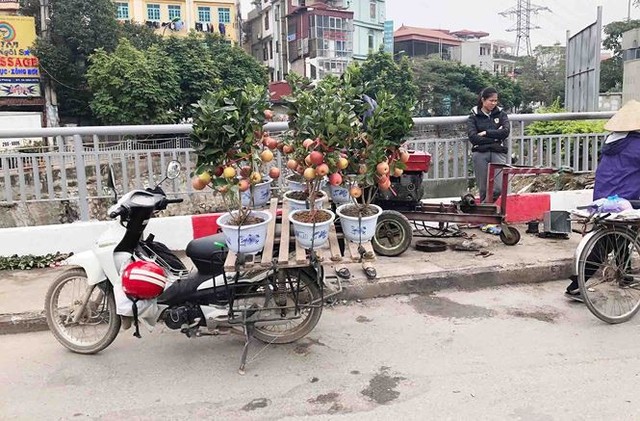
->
[0,225,580,334]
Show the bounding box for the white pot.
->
[217,210,273,254]
[283,190,327,215]
[336,204,382,243]
[285,174,307,192]
[241,177,272,208]
[329,184,351,204]
[289,209,335,249]
[286,174,328,192]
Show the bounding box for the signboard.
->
[383,20,394,54]
[0,112,42,150]
[565,7,601,112]
[0,15,41,98]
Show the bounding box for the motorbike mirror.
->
[166,160,181,180]
[106,165,118,202]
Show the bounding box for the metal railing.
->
[0,111,614,221]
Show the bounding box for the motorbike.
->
[44,161,327,372]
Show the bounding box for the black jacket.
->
[467,106,510,153]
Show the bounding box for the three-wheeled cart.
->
[370,154,556,256]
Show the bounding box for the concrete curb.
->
[0,311,48,335]
[0,258,572,336]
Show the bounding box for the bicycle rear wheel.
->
[577,226,640,324]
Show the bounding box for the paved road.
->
[2,281,640,420]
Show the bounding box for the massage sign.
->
[0,15,41,97]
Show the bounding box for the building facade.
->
[395,25,516,76]
[113,0,240,43]
[344,0,385,61]
[243,0,357,82]
[622,28,640,104]
[394,25,461,60]
[244,0,287,82]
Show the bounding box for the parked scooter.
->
[45,161,324,371]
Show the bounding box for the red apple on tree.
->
[309,151,324,166]
[238,179,250,192]
[316,163,329,176]
[286,159,298,170]
[269,167,281,179]
[328,173,342,186]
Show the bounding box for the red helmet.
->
[122,261,167,300]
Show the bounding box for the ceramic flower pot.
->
[217,210,273,254]
[286,174,328,193]
[329,185,351,205]
[289,209,335,249]
[241,177,272,208]
[283,190,327,215]
[336,203,382,243]
[285,174,307,192]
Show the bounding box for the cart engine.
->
[375,151,431,211]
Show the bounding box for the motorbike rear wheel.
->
[251,266,323,344]
[45,268,121,354]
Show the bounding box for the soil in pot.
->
[287,174,305,183]
[287,190,314,201]
[339,204,379,218]
[226,214,265,226]
[291,209,333,224]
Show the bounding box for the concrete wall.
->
[622,28,640,104]
[623,60,640,104]
[459,41,480,67]
[599,92,623,111]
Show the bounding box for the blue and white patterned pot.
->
[289,209,335,249]
[336,204,382,243]
[285,175,307,192]
[329,185,351,204]
[286,175,327,192]
[283,190,327,215]
[217,210,273,254]
[241,177,272,208]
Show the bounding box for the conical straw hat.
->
[604,100,640,132]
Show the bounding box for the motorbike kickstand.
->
[238,322,255,375]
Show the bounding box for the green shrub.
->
[525,98,606,136]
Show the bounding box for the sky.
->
[239,0,640,49]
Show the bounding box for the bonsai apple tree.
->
[346,89,415,213]
[190,84,276,223]
[282,74,361,221]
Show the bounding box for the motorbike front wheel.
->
[45,268,121,354]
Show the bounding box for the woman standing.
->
[467,87,510,202]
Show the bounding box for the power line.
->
[499,0,551,56]
[39,64,85,91]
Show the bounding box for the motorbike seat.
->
[186,233,228,275]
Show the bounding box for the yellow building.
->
[114,0,239,43]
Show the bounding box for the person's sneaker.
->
[565,289,584,303]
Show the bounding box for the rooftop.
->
[394,25,462,46]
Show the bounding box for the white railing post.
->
[73,135,90,221]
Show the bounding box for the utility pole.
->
[499,0,551,56]
[280,0,289,76]
[39,0,59,129]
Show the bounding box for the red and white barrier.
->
[0,190,594,256]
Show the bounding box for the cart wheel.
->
[373,211,413,256]
[500,226,521,246]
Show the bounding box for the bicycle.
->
[572,203,640,324]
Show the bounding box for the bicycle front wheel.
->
[577,226,640,324]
